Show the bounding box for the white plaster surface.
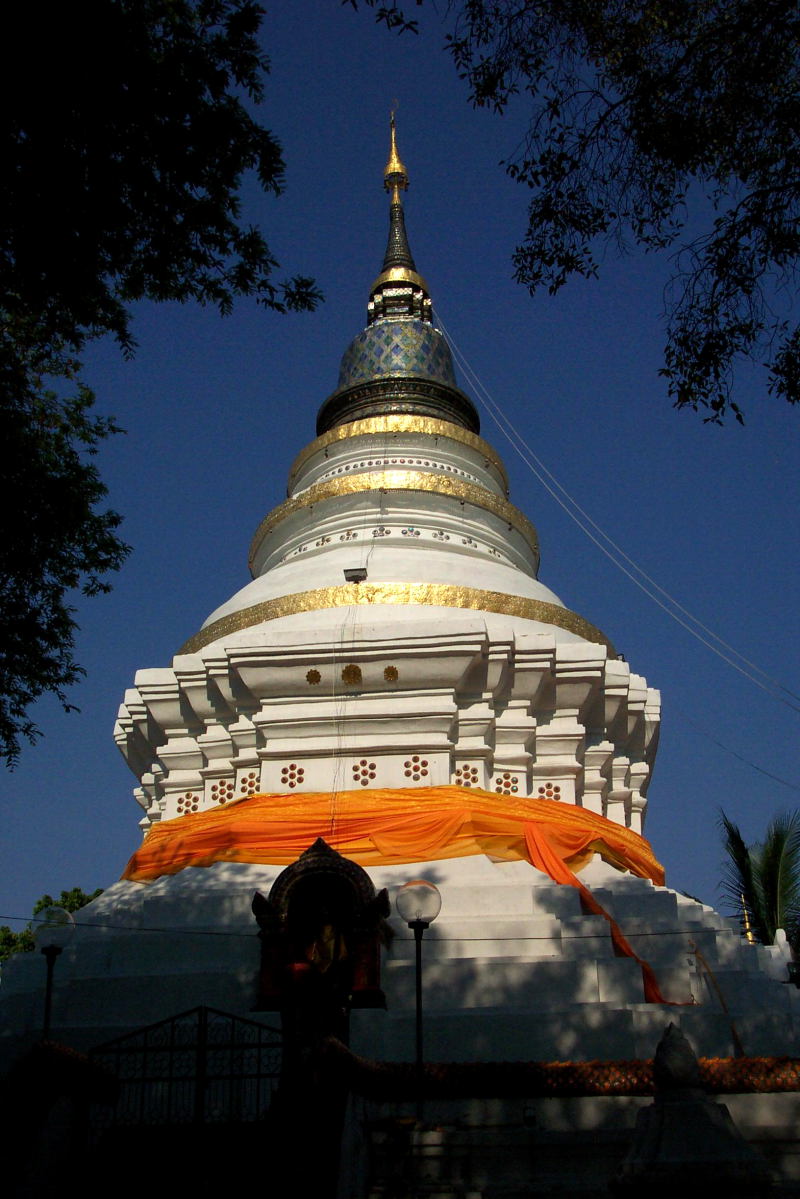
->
[4,319,795,1174]
[1,856,797,1070]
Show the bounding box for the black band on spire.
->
[382,200,416,272]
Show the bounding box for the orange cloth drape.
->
[122,786,675,1002]
[123,786,663,881]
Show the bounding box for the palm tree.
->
[720,810,800,953]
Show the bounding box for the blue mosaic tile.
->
[336,319,458,389]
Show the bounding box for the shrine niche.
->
[251,838,390,1029]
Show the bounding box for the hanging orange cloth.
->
[122,786,675,1002]
[123,786,663,881]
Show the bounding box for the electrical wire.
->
[435,309,800,716]
[674,707,800,793]
[0,913,749,943]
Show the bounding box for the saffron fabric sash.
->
[122,786,673,1002]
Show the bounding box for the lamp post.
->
[395,879,441,1122]
[33,906,75,1040]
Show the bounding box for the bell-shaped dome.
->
[336,318,458,390]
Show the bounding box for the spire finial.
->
[367,114,432,325]
[384,110,409,203]
[380,113,417,276]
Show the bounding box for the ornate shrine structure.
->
[1,127,798,1182]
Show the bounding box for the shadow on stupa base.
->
[355,1113,631,1199]
[6,1085,799,1199]
[349,1100,798,1199]
[10,1103,797,1199]
[329,1025,798,1199]
[6,1022,800,1199]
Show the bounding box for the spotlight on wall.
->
[343,568,368,583]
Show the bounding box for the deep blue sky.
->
[1,3,797,930]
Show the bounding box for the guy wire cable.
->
[435,307,800,715]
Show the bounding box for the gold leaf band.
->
[287,414,509,490]
[249,470,538,570]
[178,582,616,656]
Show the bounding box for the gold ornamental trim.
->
[178,582,616,656]
[371,266,430,293]
[385,113,408,185]
[287,414,508,490]
[250,470,533,570]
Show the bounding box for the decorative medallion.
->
[177,791,200,815]
[210,779,235,805]
[342,663,362,685]
[454,764,480,788]
[306,669,321,685]
[403,755,429,781]
[281,763,305,790]
[352,759,377,786]
[538,782,562,800]
[239,770,259,796]
[383,665,399,682]
[494,772,520,795]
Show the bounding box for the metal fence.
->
[89,1005,282,1134]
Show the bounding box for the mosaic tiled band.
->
[336,318,457,389]
[250,470,536,570]
[178,583,617,656]
[288,414,509,490]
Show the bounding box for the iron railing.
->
[89,1005,282,1133]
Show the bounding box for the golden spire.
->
[368,113,431,324]
[384,111,409,203]
[380,113,416,277]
